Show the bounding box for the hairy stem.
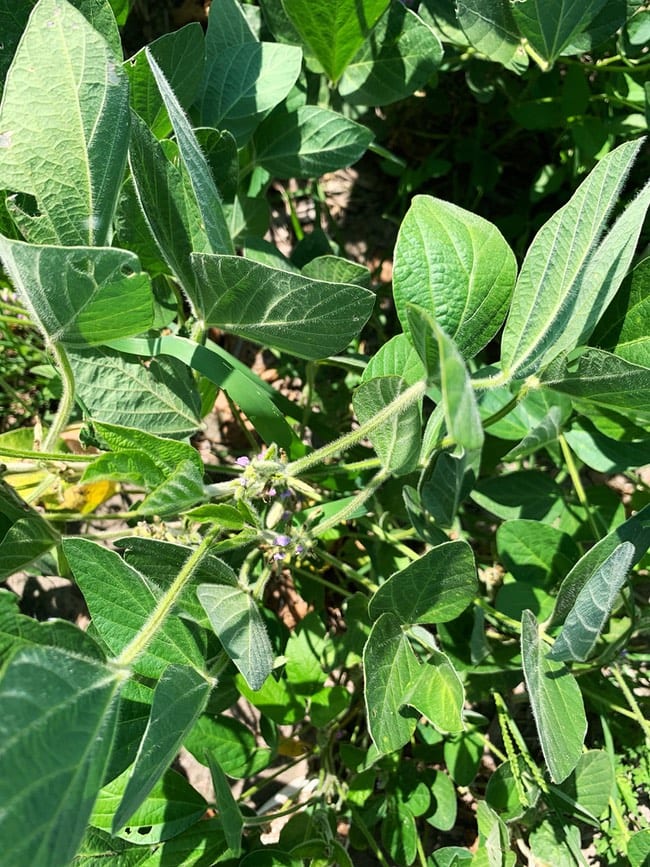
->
[43,341,76,452]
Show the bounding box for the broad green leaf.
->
[206,753,243,857]
[444,728,484,787]
[113,665,210,833]
[529,817,582,867]
[480,385,572,442]
[67,345,201,438]
[564,418,650,473]
[103,678,154,784]
[521,610,586,782]
[254,105,373,177]
[200,41,302,146]
[541,349,650,418]
[285,612,327,695]
[457,0,522,66]
[0,237,153,345]
[475,801,515,867]
[184,714,272,779]
[426,772,458,832]
[550,542,635,661]
[339,4,442,106]
[93,766,206,844]
[235,672,303,725]
[73,827,150,867]
[363,612,420,753]
[353,376,421,475]
[146,50,233,255]
[88,421,204,478]
[106,334,298,449]
[393,196,516,361]
[302,255,371,288]
[511,0,609,67]
[206,0,256,50]
[629,829,650,867]
[64,538,206,678]
[502,404,565,460]
[382,802,418,866]
[501,140,648,379]
[368,541,478,624]
[197,583,274,690]
[496,520,580,587]
[405,648,465,733]
[0,3,33,99]
[555,750,614,821]
[562,1,626,53]
[0,479,59,579]
[126,24,205,139]
[362,333,426,386]
[471,470,565,523]
[591,257,650,367]
[0,646,122,867]
[190,254,374,359]
[0,0,129,245]
[128,110,210,304]
[281,0,390,82]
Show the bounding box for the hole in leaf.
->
[120,264,135,277]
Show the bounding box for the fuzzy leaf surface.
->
[353,376,421,475]
[511,0,609,66]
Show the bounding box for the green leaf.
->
[200,41,302,146]
[511,0,609,67]
[549,542,635,661]
[113,665,210,833]
[87,421,203,478]
[70,0,122,61]
[92,766,207,844]
[0,237,153,345]
[254,105,373,177]
[184,714,272,779]
[564,418,650,473]
[72,826,150,867]
[363,612,420,754]
[0,0,129,245]
[521,610,586,782]
[405,648,465,733]
[457,0,523,66]
[628,829,650,867]
[353,376,421,475]
[541,349,650,418]
[555,750,614,821]
[106,334,298,450]
[285,612,327,695]
[433,316,484,451]
[0,646,122,867]
[64,538,206,678]
[68,345,201,438]
[368,541,478,624]
[591,257,650,367]
[382,802,417,866]
[0,479,59,579]
[362,333,426,385]
[471,470,565,523]
[480,386,572,442]
[500,139,648,379]
[281,0,390,82]
[126,24,205,139]
[205,0,256,50]
[502,403,565,460]
[301,254,371,288]
[128,110,209,304]
[197,583,274,690]
[206,753,243,856]
[190,254,374,359]
[393,196,516,361]
[339,4,442,106]
[418,447,478,530]
[496,520,580,587]
[146,50,233,255]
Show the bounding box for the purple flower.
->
[266,487,277,498]
[274,534,291,547]
[236,456,250,467]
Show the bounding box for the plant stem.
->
[0,445,91,462]
[43,342,75,452]
[558,434,601,540]
[113,526,220,671]
[312,468,390,538]
[286,381,426,477]
[609,663,650,741]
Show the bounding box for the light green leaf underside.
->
[146,50,232,255]
[197,583,274,690]
[281,0,391,83]
[364,612,419,754]
[113,665,210,833]
[0,646,122,867]
[591,257,650,367]
[0,0,129,245]
[67,345,201,438]
[393,195,516,361]
[339,4,442,106]
[353,376,421,475]
[405,648,465,733]
[501,139,647,379]
[63,538,205,678]
[521,610,586,783]
[0,236,153,345]
[368,541,478,624]
[190,253,374,359]
[550,542,634,661]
